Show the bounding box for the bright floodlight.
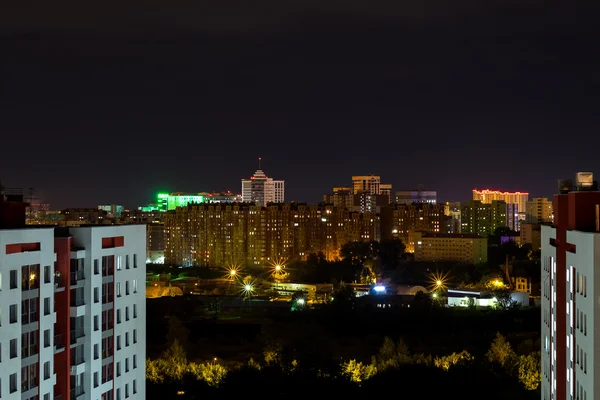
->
[373,285,386,292]
[432,293,438,298]
[230,269,237,276]
[275,265,282,271]
[436,280,442,286]
[297,298,305,305]
[244,284,252,291]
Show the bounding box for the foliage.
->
[341,360,377,383]
[433,350,474,371]
[188,362,228,387]
[374,337,411,371]
[340,241,379,266]
[517,352,541,390]
[146,359,164,384]
[487,332,517,369]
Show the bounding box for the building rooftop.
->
[416,232,484,239]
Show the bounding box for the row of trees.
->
[147,333,540,394]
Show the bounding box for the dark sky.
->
[1,0,599,209]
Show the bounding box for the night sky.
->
[1,1,599,209]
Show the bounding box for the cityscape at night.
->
[2,1,600,400]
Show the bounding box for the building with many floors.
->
[0,191,146,400]
[526,197,553,224]
[323,187,354,210]
[408,231,487,264]
[241,168,284,207]
[395,188,437,205]
[541,173,600,400]
[472,189,529,214]
[380,203,446,251]
[164,203,379,267]
[461,200,508,236]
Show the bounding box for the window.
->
[116,256,122,271]
[44,362,50,380]
[44,265,51,284]
[22,298,38,324]
[133,355,137,369]
[126,281,130,295]
[10,373,17,393]
[94,259,99,275]
[117,388,121,400]
[126,307,129,321]
[125,383,129,398]
[44,329,51,348]
[133,254,138,268]
[94,315,99,331]
[126,255,130,269]
[94,372,99,388]
[116,362,121,377]
[133,279,138,294]
[117,282,121,297]
[9,304,17,323]
[44,393,50,400]
[117,336,121,350]
[22,331,38,358]
[94,344,99,360]
[126,332,129,347]
[117,309,121,324]
[44,297,51,315]
[10,270,17,289]
[10,338,17,358]
[133,329,137,344]
[94,288,99,303]
[125,358,129,372]
[133,380,137,394]
[21,264,40,291]
[133,304,137,318]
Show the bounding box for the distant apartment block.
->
[323,187,353,210]
[473,189,529,215]
[242,168,285,207]
[444,201,461,233]
[164,203,379,267]
[525,197,553,224]
[461,200,507,236]
[520,223,541,251]
[395,187,437,204]
[98,204,124,217]
[408,231,487,264]
[380,203,446,250]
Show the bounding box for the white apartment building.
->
[541,183,600,400]
[0,224,146,400]
[241,168,285,206]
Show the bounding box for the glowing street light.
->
[297,298,305,305]
[275,264,282,272]
[230,269,237,277]
[244,284,252,292]
[436,280,442,287]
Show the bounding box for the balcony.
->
[70,386,84,400]
[70,329,84,345]
[54,274,65,292]
[70,270,84,286]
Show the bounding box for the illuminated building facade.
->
[139,192,241,212]
[444,201,461,233]
[380,203,446,250]
[351,175,392,199]
[163,203,379,267]
[241,169,285,207]
[409,231,487,264]
[472,189,529,214]
[98,204,124,217]
[541,173,599,400]
[461,200,507,236]
[526,197,553,224]
[323,187,353,210]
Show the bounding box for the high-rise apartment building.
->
[461,200,507,236]
[164,203,379,267]
[473,189,529,215]
[323,187,353,210]
[241,168,285,207]
[409,231,487,264]
[541,172,600,400]
[352,175,382,195]
[0,191,146,400]
[444,201,461,233]
[526,197,553,224]
[395,188,437,204]
[380,203,446,250]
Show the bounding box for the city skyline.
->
[2,1,599,209]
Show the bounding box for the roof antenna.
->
[258,157,262,170]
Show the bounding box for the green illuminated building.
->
[139,192,241,212]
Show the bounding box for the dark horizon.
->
[2,1,599,209]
